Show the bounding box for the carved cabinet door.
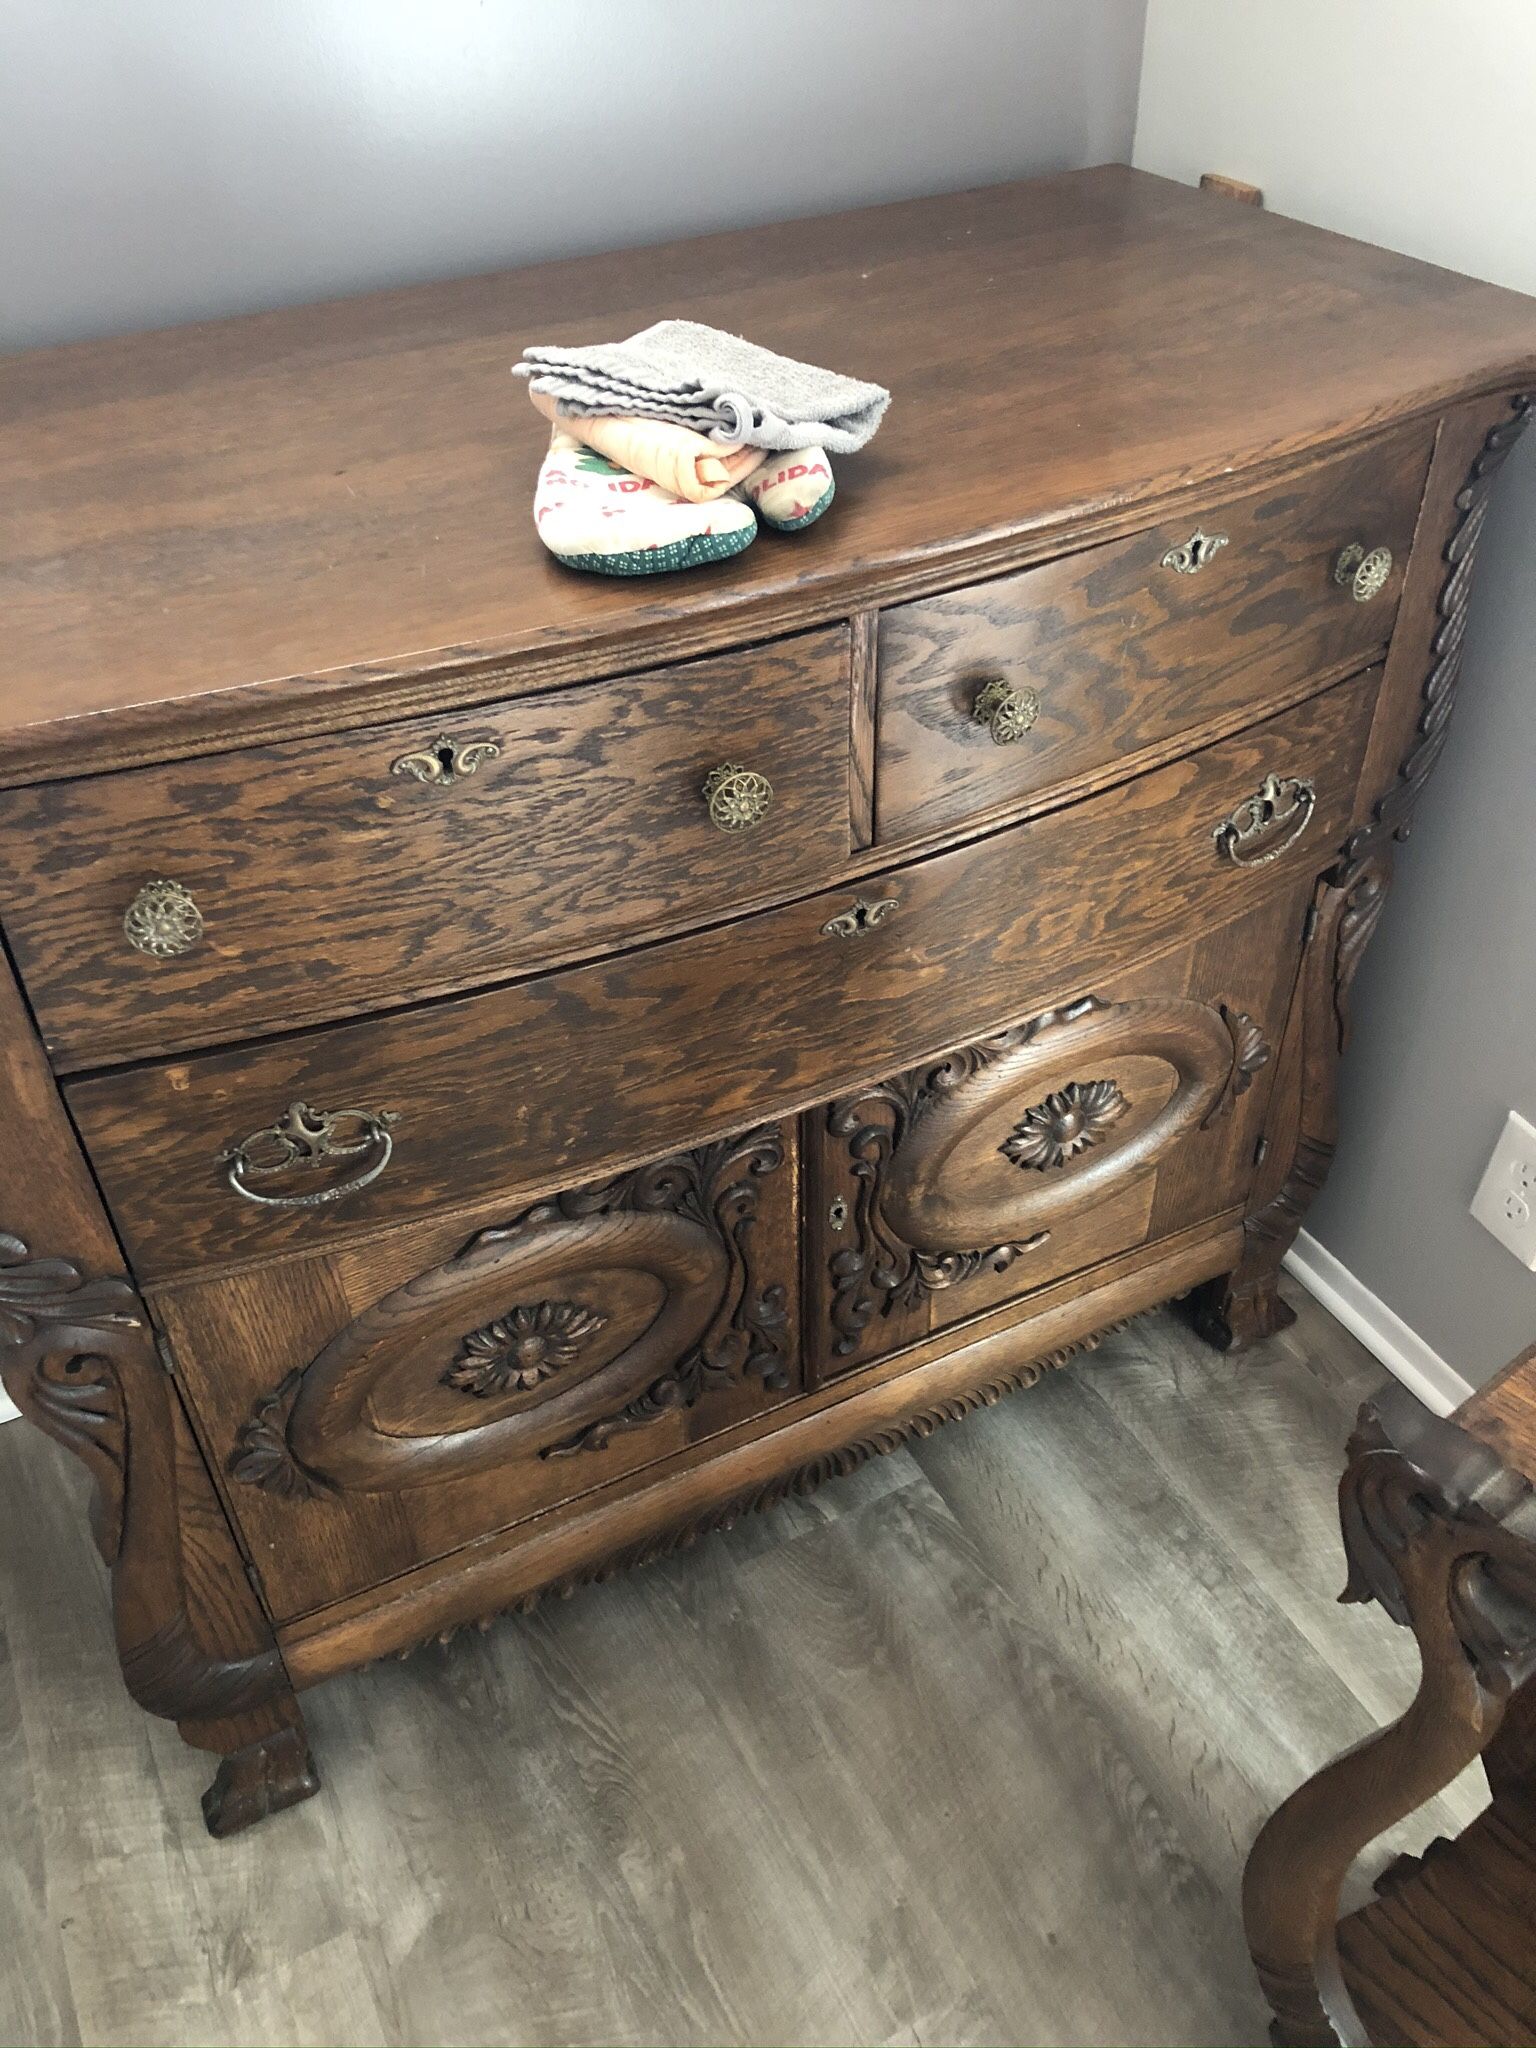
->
[155,1123,798,1622]
[807,894,1304,1377]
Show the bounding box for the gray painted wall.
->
[1136,1,1536,1385]
[1,0,1148,352]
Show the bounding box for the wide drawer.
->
[875,428,1430,843]
[67,665,1379,1285]
[0,627,852,1067]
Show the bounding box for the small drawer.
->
[874,428,1431,843]
[0,627,852,1067]
[67,665,1379,1286]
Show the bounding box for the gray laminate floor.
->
[0,1278,1479,2048]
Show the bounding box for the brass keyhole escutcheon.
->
[971,677,1041,746]
[390,735,501,786]
[702,763,774,832]
[820,896,900,940]
[1161,528,1229,575]
[1334,543,1393,603]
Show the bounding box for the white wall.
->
[1136,1,1536,1385]
[0,0,1148,352]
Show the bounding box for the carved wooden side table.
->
[1244,1347,1536,2047]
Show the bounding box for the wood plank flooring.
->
[0,1279,1482,2047]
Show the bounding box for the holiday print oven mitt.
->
[533,427,834,577]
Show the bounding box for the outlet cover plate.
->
[1471,1109,1536,1271]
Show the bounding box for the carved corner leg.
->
[190,1700,321,1839]
[1242,1392,1536,2047]
[1191,853,1391,1357]
[0,1234,317,1838]
[1190,1269,1297,1352]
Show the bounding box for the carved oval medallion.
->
[285,1207,726,1489]
[878,996,1235,1254]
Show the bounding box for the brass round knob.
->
[702,763,773,833]
[971,677,1041,746]
[123,878,204,958]
[1334,543,1393,603]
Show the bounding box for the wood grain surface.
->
[67,669,1376,1282]
[875,427,1429,843]
[0,628,851,1066]
[4,166,1535,783]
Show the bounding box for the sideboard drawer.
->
[0,627,852,1067]
[874,429,1431,843]
[67,665,1378,1285]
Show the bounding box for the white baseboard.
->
[1284,1230,1474,1416]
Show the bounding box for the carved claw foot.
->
[200,1722,320,1838]
[1189,1273,1296,1352]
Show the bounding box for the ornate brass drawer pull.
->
[972,676,1041,746]
[1213,773,1317,868]
[220,1101,399,1209]
[1161,528,1229,574]
[390,735,501,786]
[821,896,899,939]
[123,879,204,959]
[702,763,773,832]
[1334,542,1394,603]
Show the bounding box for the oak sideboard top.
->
[5,162,1536,783]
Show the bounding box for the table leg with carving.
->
[0,954,319,1839]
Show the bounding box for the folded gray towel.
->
[515,319,890,453]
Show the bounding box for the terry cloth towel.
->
[516,319,890,453]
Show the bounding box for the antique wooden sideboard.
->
[1245,1349,1536,2047]
[2,168,1534,1837]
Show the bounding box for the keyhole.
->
[435,743,457,780]
[829,1197,849,1231]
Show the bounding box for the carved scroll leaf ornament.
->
[0,1232,146,1560]
[230,1126,791,1496]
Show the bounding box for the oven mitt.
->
[528,388,761,503]
[737,448,836,530]
[533,427,757,576]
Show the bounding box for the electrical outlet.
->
[1471,1109,1536,1270]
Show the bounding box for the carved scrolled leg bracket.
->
[1242,1386,1536,2046]
[1191,851,1389,1353]
[0,1231,319,1836]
